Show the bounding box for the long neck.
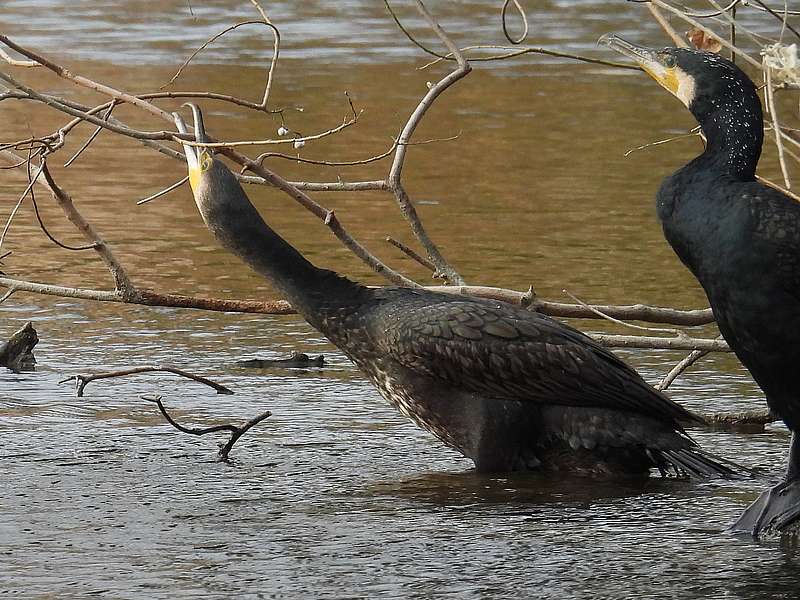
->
[691,89,763,181]
[196,162,364,322]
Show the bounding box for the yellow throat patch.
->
[189,150,213,192]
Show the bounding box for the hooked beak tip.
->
[597,33,618,48]
[598,33,658,64]
[182,102,208,145]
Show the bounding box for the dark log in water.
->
[236,351,325,369]
[0,322,38,372]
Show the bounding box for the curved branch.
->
[142,394,272,462]
[385,0,470,285]
[60,366,235,397]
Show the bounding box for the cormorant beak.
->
[173,103,210,193]
[599,34,694,108]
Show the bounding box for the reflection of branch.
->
[60,366,235,397]
[142,394,271,462]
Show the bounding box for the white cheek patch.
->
[674,68,696,108]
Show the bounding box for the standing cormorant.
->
[602,35,800,535]
[173,104,734,478]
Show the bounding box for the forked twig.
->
[142,394,272,462]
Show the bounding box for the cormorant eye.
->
[664,55,676,68]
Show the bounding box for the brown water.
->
[2,1,800,598]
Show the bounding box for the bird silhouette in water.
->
[174,104,736,479]
[602,34,800,536]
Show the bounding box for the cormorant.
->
[602,35,800,535]
[174,104,734,478]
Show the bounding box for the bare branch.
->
[63,100,117,168]
[647,0,761,68]
[40,164,136,294]
[137,176,189,205]
[0,46,39,67]
[142,394,272,462]
[60,366,235,397]
[385,0,470,285]
[592,334,729,352]
[647,2,689,47]
[656,348,711,391]
[386,237,437,272]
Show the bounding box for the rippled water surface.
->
[2,1,800,598]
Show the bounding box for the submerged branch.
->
[142,394,272,462]
[60,366,235,397]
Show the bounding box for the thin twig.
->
[562,289,687,336]
[624,129,702,156]
[0,46,39,67]
[137,176,189,205]
[386,237,437,272]
[63,100,117,167]
[29,159,97,251]
[751,0,800,41]
[385,0,470,285]
[648,0,761,68]
[764,60,792,188]
[656,348,711,391]
[648,2,689,47]
[0,160,45,252]
[501,0,529,45]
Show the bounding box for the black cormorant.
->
[174,104,734,478]
[602,35,800,535]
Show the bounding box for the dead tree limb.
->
[700,409,778,433]
[142,394,272,462]
[384,0,470,285]
[60,366,235,397]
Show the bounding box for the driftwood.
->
[0,322,38,372]
[701,409,779,434]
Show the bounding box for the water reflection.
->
[370,469,672,507]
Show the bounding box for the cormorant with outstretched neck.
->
[602,35,800,536]
[173,104,734,479]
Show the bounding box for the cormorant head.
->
[599,34,761,127]
[174,103,214,196]
[174,103,247,224]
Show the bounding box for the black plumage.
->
[602,35,800,535]
[174,104,735,478]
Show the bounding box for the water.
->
[2,1,800,597]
